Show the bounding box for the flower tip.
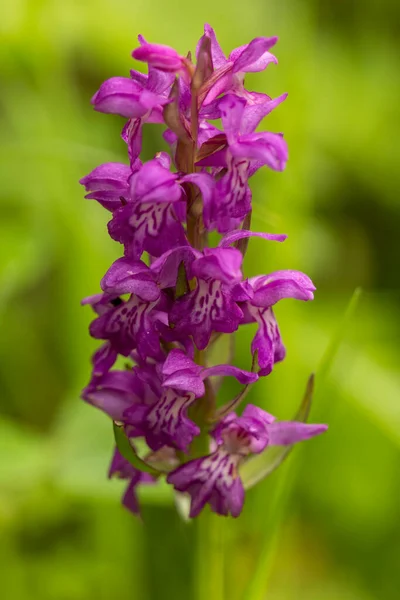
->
[314,424,328,436]
[132,43,183,71]
[90,91,99,106]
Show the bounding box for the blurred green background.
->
[1,1,399,598]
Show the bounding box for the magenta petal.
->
[80,162,131,212]
[171,280,243,350]
[195,147,228,168]
[82,370,143,420]
[191,248,243,284]
[218,94,246,145]
[250,271,315,306]
[202,364,258,385]
[231,280,254,302]
[141,389,199,452]
[80,162,130,192]
[147,67,175,95]
[161,349,205,397]
[267,422,328,446]
[250,307,286,376]
[179,173,215,222]
[219,230,287,247]
[151,246,199,288]
[231,37,278,73]
[241,93,288,135]
[213,158,252,229]
[130,159,182,204]
[163,373,205,398]
[162,349,198,376]
[101,257,160,301]
[132,43,184,72]
[91,77,157,118]
[89,296,162,359]
[109,202,187,259]
[167,452,245,518]
[202,24,227,69]
[121,118,144,165]
[230,133,288,171]
[91,342,118,377]
[122,479,141,514]
[242,404,276,425]
[129,69,148,87]
[109,449,154,515]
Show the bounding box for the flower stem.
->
[194,508,225,600]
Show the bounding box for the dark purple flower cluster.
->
[80,25,327,518]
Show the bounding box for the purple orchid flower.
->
[167,404,327,517]
[89,294,164,360]
[233,270,315,375]
[82,368,147,421]
[106,154,214,259]
[106,155,187,258]
[169,246,244,349]
[81,24,327,519]
[79,162,134,212]
[197,94,288,232]
[124,349,258,452]
[92,39,174,164]
[197,24,279,106]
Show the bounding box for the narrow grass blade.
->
[317,287,363,384]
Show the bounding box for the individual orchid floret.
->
[89,342,118,378]
[170,247,245,349]
[132,42,187,74]
[162,349,258,394]
[233,270,315,375]
[89,294,165,360]
[197,94,288,232]
[167,405,327,517]
[91,76,169,120]
[101,257,160,300]
[198,24,279,106]
[92,52,174,163]
[106,155,188,258]
[123,349,258,452]
[79,162,134,212]
[82,369,147,421]
[80,155,189,259]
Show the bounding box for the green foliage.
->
[1,1,399,599]
[113,421,160,476]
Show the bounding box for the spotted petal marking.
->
[167,449,244,517]
[213,156,251,232]
[109,201,186,259]
[250,306,286,375]
[90,295,161,359]
[144,389,199,452]
[171,279,243,349]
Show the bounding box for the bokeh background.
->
[1,1,399,598]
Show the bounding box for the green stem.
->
[244,460,294,600]
[194,509,225,600]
